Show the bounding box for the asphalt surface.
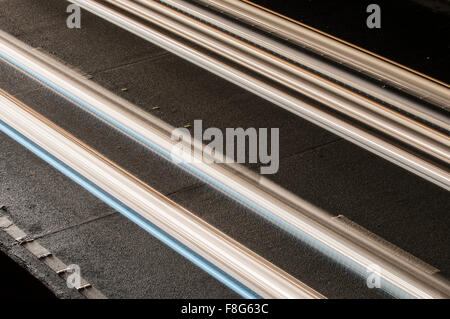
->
[0,0,449,299]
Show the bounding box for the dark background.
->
[0,249,55,299]
[250,0,450,83]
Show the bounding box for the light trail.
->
[0,89,324,299]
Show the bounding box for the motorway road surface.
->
[0,0,449,298]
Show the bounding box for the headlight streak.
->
[0,91,325,299]
[68,0,450,191]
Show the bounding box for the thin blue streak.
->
[0,119,260,299]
